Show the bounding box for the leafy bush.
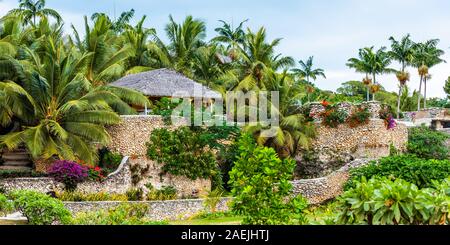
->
[203,189,224,213]
[84,166,106,182]
[0,193,14,216]
[146,184,177,201]
[10,190,71,225]
[320,105,348,128]
[70,203,167,225]
[0,170,48,179]
[229,134,308,225]
[346,107,370,128]
[146,127,219,182]
[407,126,449,160]
[55,191,128,202]
[345,155,450,190]
[98,147,123,174]
[336,177,450,225]
[48,160,88,191]
[126,188,144,201]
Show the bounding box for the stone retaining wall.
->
[292,159,372,204]
[297,110,407,178]
[106,115,211,195]
[64,198,232,221]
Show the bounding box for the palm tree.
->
[411,39,445,110]
[245,71,315,158]
[229,27,294,91]
[91,9,135,33]
[72,16,150,114]
[347,47,393,101]
[123,15,156,74]
[7,0,62,26]
[147,15,206,77]
[0,49,121,164]
[291,56,326,84]
[347,48,373,101]
[389,34,414,118]
[212,19,248,60]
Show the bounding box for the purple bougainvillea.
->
[387,116,397,130]
[48,160,88,191]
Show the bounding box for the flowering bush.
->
[346,107,371,128]
[85,166,106,182]
[48,160,88,191]
[379,104,396,129]
[319,103,348,128]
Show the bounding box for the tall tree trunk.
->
[423,77,427,109]
[367,87,370,102]
[397,85,402,119]
[372,73,376,101]
[417,75,423,111]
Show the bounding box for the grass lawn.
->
[169,214,243,225]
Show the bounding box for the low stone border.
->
[0,156,132,194]
[64,198,232,221]
[292,159,373,204]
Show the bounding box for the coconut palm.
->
[146,15,207,77]
[227,27,294,91]
[0,49,121,164]
[411,39,445,110]
[389,34,414,118]
[123,15,156,74]
[72,16,150,114]
[245,71,315,158]
[212,19,248,60]
[6,0,62,26]
[291,56,326,84]
[91,9,135,33]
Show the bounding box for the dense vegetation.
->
[345,155,450,190]
[228,134,308,225]
[407,126,449,160]
[0,0,448,166]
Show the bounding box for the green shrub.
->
[70,203,167,225]
[146,127,219,181]
[125,188,144,201]
[229,134,308,225]
[10,190,71,225]
[336,177,450,225]
[98,147,124,174]
[55,191,128,202]
[0,170,48,179]
[407,126,449,160]
[345,155,450,190]
[146,184,177,201]
[203,189,224,213]
[0,193,14,216]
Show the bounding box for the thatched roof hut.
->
[110,68,222,99]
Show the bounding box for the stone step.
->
[2,154,31,161]
[2,160,32,167]
[0,165,32,171]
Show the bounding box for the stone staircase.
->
[0,148,32,171]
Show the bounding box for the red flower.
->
[94,166,101,171]
[321,100,330,107]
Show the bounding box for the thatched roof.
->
[110,68,222,99]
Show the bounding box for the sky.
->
[1,0,450,98]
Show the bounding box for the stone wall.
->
[106,115,211,196]
[64,198,232,221]
[292,159,372,204]
[297,102,408,178]
[0,157,132,194]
